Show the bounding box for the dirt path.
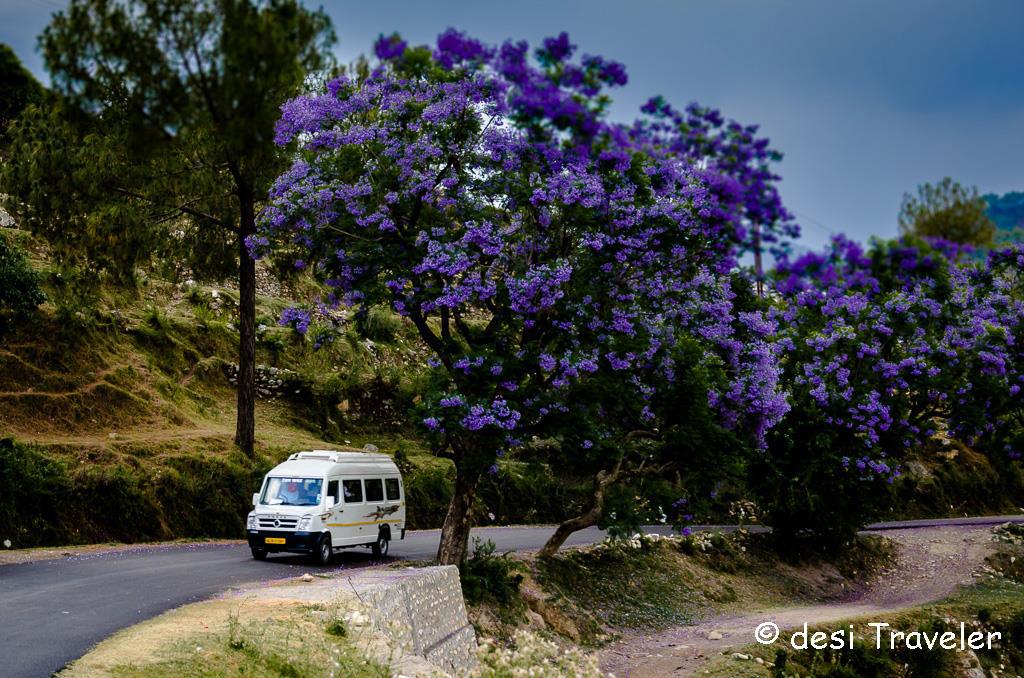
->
[600,525,996,677]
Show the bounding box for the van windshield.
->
[260,477,323,506]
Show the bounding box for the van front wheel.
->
[314,535,332,565]
[251,547,268,561]
[371,532,389,558]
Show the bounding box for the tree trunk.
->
[436,466,480,565]
[537,465,619,558]
[234,196,257,456]
[753,221,764,297]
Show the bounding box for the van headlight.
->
[246,512,257,529]
[296,515,312,530]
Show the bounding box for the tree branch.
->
[112,186,234,232]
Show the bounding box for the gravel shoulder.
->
[600,524,1000,677]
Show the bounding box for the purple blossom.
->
[279,306,311,335]
[374,33,407,60]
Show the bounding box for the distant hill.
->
[984,191,1024,244]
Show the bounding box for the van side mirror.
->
[328,495,338,507]
[252,493,260,507]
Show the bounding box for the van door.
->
[363,477,385,542]
[324,478,343,543]
[337,477,365,545]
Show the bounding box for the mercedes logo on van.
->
[273,518,281,528]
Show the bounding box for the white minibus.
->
[246,450,406,564]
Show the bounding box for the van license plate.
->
[265,537,286,544]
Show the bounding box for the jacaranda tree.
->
[534,270,789,556]
[943,244,1024,471]
[758,235,1022,546]
[253,30,788,564]
[627,97,799,292]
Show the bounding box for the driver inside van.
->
[279,481,302,504]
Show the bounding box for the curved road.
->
[1,516,1021,677]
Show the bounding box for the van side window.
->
[342,479,363,503]
[365,478,384,502]
[385,478,401,501]
[327,480,339,505]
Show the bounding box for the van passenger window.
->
[365,478,384,502]
[342,479,363,503]
[327,480,339,505]
[385,478,401,501]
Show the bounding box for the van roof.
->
[266,449,400,478]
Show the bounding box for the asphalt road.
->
[2,516,1022,677]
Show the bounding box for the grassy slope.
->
[468,532,895,647]
[0,226,584,548]
[0,225,443,546]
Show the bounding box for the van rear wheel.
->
[371,532,389,558]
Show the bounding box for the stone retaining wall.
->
[243,564,476,675]
[351,566,476,673]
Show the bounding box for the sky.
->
[3,0,1023,253]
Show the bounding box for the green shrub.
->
[895,619,954,678]
[1009,610,1024,648]
[751,421,897,551]
[356,306,403,343]
[0,437,72,546]
[477,461,582,526]
[460,538,524,606]
[404,462,453,530]
[401,458,587,530]
[0,233,45,328]
[0,437,272,548]
[325,619,347,637]
[48,265,101,331]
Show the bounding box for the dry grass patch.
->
[61,594,388,678]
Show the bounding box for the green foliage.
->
[0,43,44,149]
[3,102,153,283]
[0,438,72,546]
[766,455,897,552]
[751,418,898,551]
[478,461,583,526]
[403,460,454,530]
[0,437,271,548]
[47,264,104,331]
[324,619,347,637]
[355,306,404,343]
[536,539,704,634]
[539,331,750,546]
[399,457,587,531]
[1,0,339,454]
[1009,609,1024,648]
[3,0,336,281]
[895,619,955,677]
[460,538,524,607]
[891,448,1024,521]
[899,177,997,247]
[0,233,45,328]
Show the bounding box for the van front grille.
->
[257,516,299,529]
